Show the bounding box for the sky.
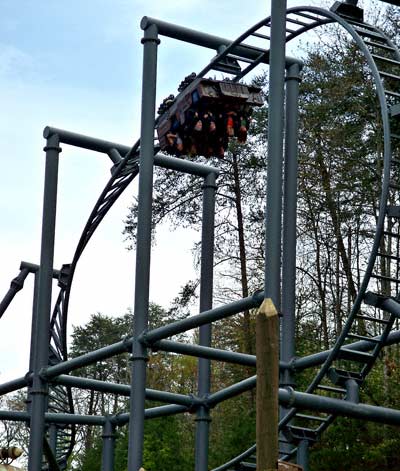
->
[0,0,324,384]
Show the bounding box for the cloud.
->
[0,43,35,82]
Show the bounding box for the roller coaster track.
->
[22,4,400,469]
[201,6,400,470]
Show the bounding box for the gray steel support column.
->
[48,424,58,458]
[102,419,116,471]
[26,270,40,415]
[195,172,217,471]
[28,134,61,471]
[346,379,359,403]
[296,440,309,471]
[29,271,40,372]
[280,62,302,458]
[127,23,159,471]
[281,63,301,385]
[264,0,287,307]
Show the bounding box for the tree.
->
[0,393,29,468]
[69,305,197,470]
[120,5,400,469]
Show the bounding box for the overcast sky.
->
[0,0,324,383]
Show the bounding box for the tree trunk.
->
[232,151,252,353]
[315,152,358,303]
[305,193,329,350]
[232,151,255,405]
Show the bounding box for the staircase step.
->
[295,11,323,21]
[328,367,364,386]
[211,60,241,75]
[386,205,400,218]
[285,425,318,442]
[227,54,253,64]
[286,17,309,27]
[371,273,400,284]
[348,19,376,30]
[346,333,381,343]
[235,52,268,82]
[295,413,329,422]
[316,384,346,394]
[356,313,390,324]
[385,89,400,99]
[364,39,396,52]
[391,104,400,117]
[353,27,385,40]
[337,347,374,363]
[372,53,400,67]
[240,462,256,469]
[251,32,270,40]
[279,437,292,443]
[365,291,391,308]
[383,230,400,238]
[380,297,400,318]
[381,71,400,81]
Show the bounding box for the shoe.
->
[237,125,247,143]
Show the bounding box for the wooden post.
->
[0,448,22,461]
[278,462,303,471]
[256,298,279,471]
[0,466,25,471]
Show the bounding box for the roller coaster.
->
[2,1,400,470]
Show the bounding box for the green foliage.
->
[69,5,400,470]
[79,432,102,471]
[143,415,193,471]
[209,396,255,468]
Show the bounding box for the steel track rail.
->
[43,5,400,469]
[208,6,400,470]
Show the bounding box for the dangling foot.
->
[237,125,247,143]
[176,135,184,153]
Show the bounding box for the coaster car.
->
[156,77,263,158]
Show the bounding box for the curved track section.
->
[203,6,400,471]
[280,2,400,445]
[44,6,400,469]
[47,289,76,469]
[51,141,141,354]
[279,6,400,458]
[43,13,296,466]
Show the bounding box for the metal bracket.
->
[386,205,400,218]
[364,291,386,308]
[58,264,71,289]
[390,103,400,118]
